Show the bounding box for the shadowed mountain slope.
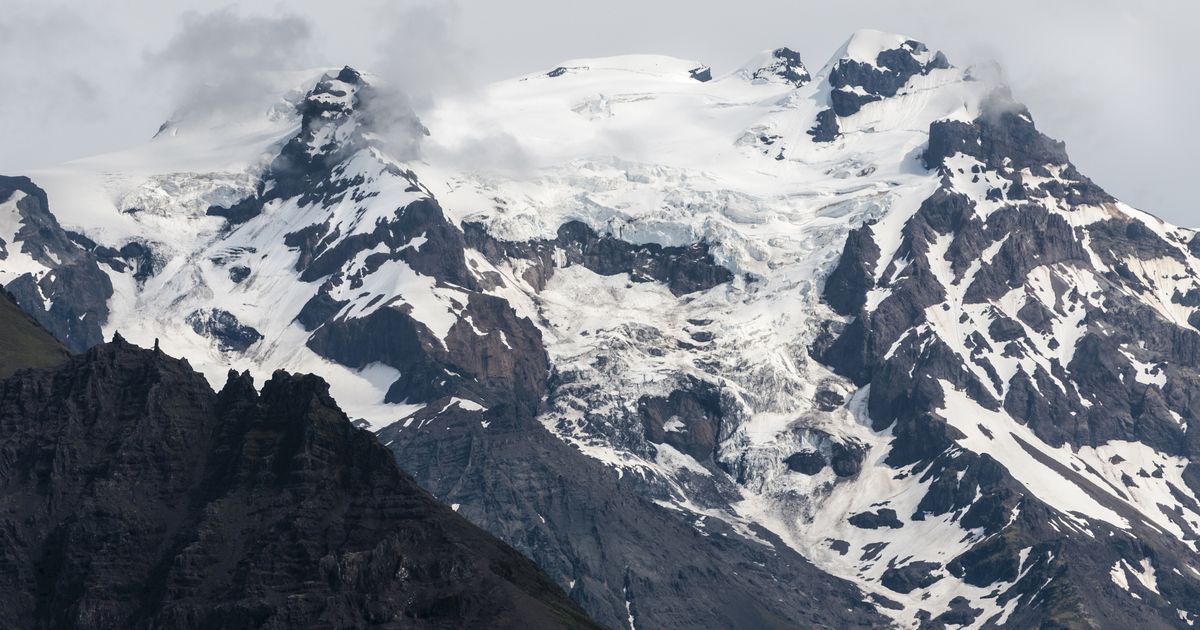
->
[0,335,598,630]
[0,288,68,378]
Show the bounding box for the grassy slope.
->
[0,289,69,378]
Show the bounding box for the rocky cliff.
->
[0,335,597,629]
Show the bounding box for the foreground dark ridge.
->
[0,333,598,629]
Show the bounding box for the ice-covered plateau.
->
[6,29,1200,629]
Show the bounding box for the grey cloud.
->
[0,1,187,171]
[146,7,314,122]
[355,1,479,160]
[423,130,534,178]
[368,0,474,108]
[0,5,107,145]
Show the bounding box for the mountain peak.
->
[838,29,919,63]
[739,47,811,87]
[822,29,950,78]
[333,65,363,85]
[203,63,428,224]
[808,31,953,141]
[301,66,368,119]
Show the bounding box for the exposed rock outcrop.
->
[0,176,112,351]
[464,219,734,297]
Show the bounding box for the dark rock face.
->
[0,339,598,629]
[750,47,811,87]
[228,265,251,283]
[186,308,263,352]
[923,92,1112,208]
[306,292,549,414]
[465,220,734,297]
[443,292,550,417]
[830,440,868,477]
[1087,218,1181,264]
[808,108,840,142]
[823,222,881,315]
[295,291,348,331]
[118,241,159,283]
[776,428,866,478]
[829,88,880,118]
[815,387,846,411]
[306,305,450,404]
[292,196,471,287]
[881,561,943,594]
[0,176,112,351]
[639,382,723,464]
[381,403,889,630]
[924,95,1066,171]
[829,41,949,107]
[785,450,826,474]
[69,232,161,285]
[816,72,1200,627]
[819,188,963,384]
[987,314,1024,342]
[688,65,712,82]
[849,508,904,529]
[926,596,982,628]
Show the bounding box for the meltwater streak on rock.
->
[0,336,598,629]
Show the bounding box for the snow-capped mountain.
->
[5,28,1200,628]
[0,311,599,629]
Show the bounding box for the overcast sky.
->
[2,0,1195,225]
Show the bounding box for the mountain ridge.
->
[0,333,598,629]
